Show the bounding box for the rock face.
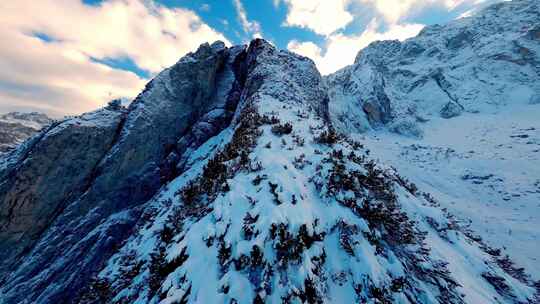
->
[0,108,126,273]
[326,0,540,136]
[0,112,52,153]
[0,1,539,303]
[0,41,249,303]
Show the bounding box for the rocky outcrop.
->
[31,38,536,304]
[0,107,128,303]
[326,0,540,135]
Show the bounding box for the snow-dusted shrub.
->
[148,246,188,299]
[314,127,340,145]
[159,225,174,244]
[269,222,323,267]
[394,173,418,195]
[242,212,259,240]
[252,174,266,185]
[440,101,463,119]
[260,114,280,125]
[78,277,113,303]
[271,122,293,135]
[268,181,282,205]
[176,104,265,205]
[292,133,305,146]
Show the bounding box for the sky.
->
[0,0,499,117]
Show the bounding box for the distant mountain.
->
[0,112,52,153]
[326,0,539,137]
[0,1,538,303]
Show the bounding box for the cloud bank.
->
[288,20,424,75]
[279,0,354,36]
[285,0,487,74]
[0,0,228,116]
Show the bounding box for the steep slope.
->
[72,40,538,304]
[325,0,540,280]
[326,0,539,136]
[0,112,52,153]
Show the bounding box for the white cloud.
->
[357,0,480,23]
[281,0,354,36]
[288,20,423,75]
[0,0,229,116]
[280,0,484,36]
[232,0,263,39]
[200,4,211,12]
[283,0,490,74]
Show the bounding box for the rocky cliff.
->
[0,1,539,303]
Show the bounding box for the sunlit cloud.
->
[356,0,486,23]
[0,0,229,116]
[233,0,263,39]
[279,0,353,36]
[284,0,493,74]
[288,20,424,75]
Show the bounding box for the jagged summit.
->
[0,1,539,303]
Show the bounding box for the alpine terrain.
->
[0,0,538,303]
[0,112,52,153]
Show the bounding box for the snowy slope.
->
[76,40,538,304]
[326,0,540,136]
[355,104,540,280]
[323,0,540,284]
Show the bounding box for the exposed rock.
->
[0,40,248,303]
[0,37,331,304]
[446,29,474,50]
[530,92,540,104]
[0,108,127,298]
[440,101,464,118]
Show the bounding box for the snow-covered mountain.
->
[0,112,52,153]
[326,0,540,282]
[0,1,539,303]
[326,0,539,137]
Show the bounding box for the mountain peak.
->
[0,1,539,303]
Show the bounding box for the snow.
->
[0,112,51,130]
[95,89,537,303]
[356,103,540,280]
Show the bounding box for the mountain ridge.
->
[0,1,539,303]
[326,0,539,137]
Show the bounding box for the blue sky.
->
[0,0,498,116]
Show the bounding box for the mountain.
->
[0,1,539,303]
[326,0,540,281]
[326,0,539,137]
[0,112,52,153]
